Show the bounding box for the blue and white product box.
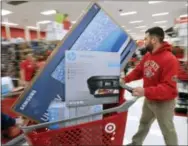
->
[1,77,14,95]
[48,100,66,129]
[89,105,103,121]
[65,51,120,107]
[73,105,103,126]
[48,101,78,129]
[48,103,103,129]
[48,98,82,128]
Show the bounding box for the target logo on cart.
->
[105,123,116,133]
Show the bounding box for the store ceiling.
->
[1,0,188,39]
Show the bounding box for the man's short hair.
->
[145,27,165,42]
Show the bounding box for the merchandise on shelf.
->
[163,17,188,116]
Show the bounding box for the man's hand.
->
[15,117,25,127]
[119,78,125,86]
[132,87,145,97]
[119,72,126,86]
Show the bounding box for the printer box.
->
[65,51,120,107]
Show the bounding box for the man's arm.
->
[124,55,146,83]
[144,57,179,100]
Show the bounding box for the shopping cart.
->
[4,85,137,146]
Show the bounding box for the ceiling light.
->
[2,22,18,26]
[126,29,131,32]
[154,20,167,24]
[41,10,56,15]
[186,3,188,6]
[122,25,126,28]
[129,20,143,24]
[1,9,12,16]
[148,1,163,4]
[120,11,137,16]
[71,21,76,24]
[37,20,51,24]
[135,25,147,29]
[27,26,39,29]
[152,12,169,17]
[180,14,188,18]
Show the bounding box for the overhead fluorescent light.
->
[154,20,167,24]
[1,9,12,16]
[2,22,18,26]
[129,20,143,24]
[71,21,76,24]
[27,26,39,29]
[148,1,163,4]
[180,14,188,18]
[120,11,137,16]
[135,25,147,29]
[152,12,169,17]
[41,10,56,15]
[37,20,51,24]
[122,25,126,28]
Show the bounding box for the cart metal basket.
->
[4,87,137,146]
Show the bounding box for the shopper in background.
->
[46,50,52,56]
[36,54,47,69]
[20,53,37,86]
[121,27,178,145]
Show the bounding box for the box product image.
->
[87,76,119,98]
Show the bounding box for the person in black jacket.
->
[1,113,24,130]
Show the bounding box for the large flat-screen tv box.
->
[12,3,137,123]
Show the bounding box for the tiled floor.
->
[123,80,188,145]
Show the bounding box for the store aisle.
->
[123,80,188,145]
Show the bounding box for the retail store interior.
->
[1,1,188,145]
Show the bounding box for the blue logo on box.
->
[67,52,76,61]
[2,84,11,95]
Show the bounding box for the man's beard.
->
[145,44,153,53]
